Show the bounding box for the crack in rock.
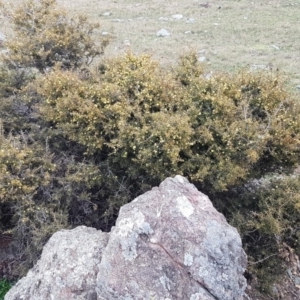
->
[149,240,218,300]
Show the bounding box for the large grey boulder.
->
[5,175,247,300]
[96,175,247,299]
[5,226,109,300]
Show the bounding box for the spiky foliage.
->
[178,61,300,190]
[0,65,36,133]
[37,53,300,192]
[1,0,108,73]
[228,174,300,293]
[0,120,111,276]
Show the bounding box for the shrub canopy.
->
[2,0,108,73]
[37,53,300,191]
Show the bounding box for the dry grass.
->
[1,0,300,88]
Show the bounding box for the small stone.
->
[102,12,111,16]
[271,44,280,50]
[250,64,269,71]
[185,31,192,34]
[156,29,171,37]
[123,40,131,46]
[186,18,195,23]
[172,14,183,20]
[101,32,109,36]
[198,56,206,62]
[200,3,210,8]
[159,17,169,21]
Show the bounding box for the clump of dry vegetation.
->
[1,0,300,297]
[1,0,109,72]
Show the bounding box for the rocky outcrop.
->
[5,175,247,300]
[5,227,109,300]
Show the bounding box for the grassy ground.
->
[1,0,300,89]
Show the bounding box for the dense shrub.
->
[0,66,35,133]
[176,54,300,190]
[36,54,191,182]
[0,122,114,275]
[228,174,300,293]
[37,53,300,192]
[1,0,108,73]
[0,125,62,274]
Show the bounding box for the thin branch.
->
[249,253,277,265]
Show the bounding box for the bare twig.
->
[249,253,277,265]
